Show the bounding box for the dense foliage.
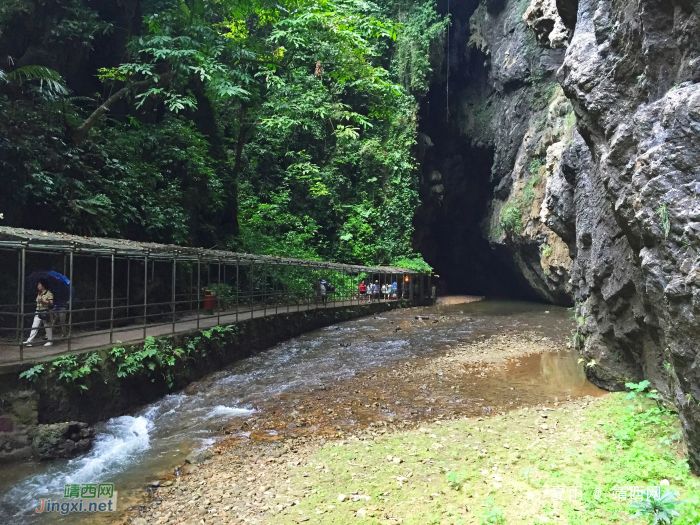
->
[0,0,446,268]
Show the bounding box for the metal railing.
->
[0,227,430,366]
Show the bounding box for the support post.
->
[297,268,301,312]
[126,258,130,321]
[172,254,177,333]
[94,256,99,330]
[110,250,115,344]
[250,263,254,320]
[19,246,26,361]
[15,250,21,342]
[274,263,278,315]
[143,252,149,339]
[196,257,201,330]
[67,248,74,353]
[235,257,239,323]
[217,259,221,325]
[263,263,267,317]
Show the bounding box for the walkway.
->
[0,297,394,368]
[0,227,431,369]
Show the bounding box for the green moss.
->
[529,157,544,175]
[271,394,700,525]
[530,82,559,112]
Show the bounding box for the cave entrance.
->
[414,129,537,299]
[412,0,541,300]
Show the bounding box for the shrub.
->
[500,205,522,234]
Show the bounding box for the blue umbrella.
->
[27,271,72,306]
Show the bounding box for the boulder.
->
[185,448,214,464]
[31,422,95,460]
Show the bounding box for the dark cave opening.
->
[413,0,542,300]
[414,117,540,300]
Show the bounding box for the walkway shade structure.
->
[0,227,431,366]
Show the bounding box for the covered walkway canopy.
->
[0,227,430,366]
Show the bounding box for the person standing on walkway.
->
[24,278,54,346]
[359,281,366,302]
[320,280,328,304]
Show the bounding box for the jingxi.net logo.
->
[35,483,117,515]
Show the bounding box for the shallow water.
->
[0,299,603,522]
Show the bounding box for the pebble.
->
[338,494,347,502]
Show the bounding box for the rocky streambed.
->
[114,299,610,525]
[0,298,598,523]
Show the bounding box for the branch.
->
[71,77,155,145]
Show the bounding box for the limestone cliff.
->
[418,0,700,472]
[548,0,700,472]
[466,0,576,305]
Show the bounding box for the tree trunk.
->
[72,78,153,144]
[229,105,249,239]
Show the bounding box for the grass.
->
[270,394,700,524]
[522,173,541,208]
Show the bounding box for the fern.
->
[656,204,670,239]
[2,65,69,97]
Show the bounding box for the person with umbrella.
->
[24,278,54,346]
[46,271,70,338]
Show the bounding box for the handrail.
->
[0,227,430,366]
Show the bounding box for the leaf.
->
[3,65,69,97]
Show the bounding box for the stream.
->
[0,299,604,523]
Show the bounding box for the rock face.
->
[0,391,38,462]
[31,422,95,460]
[523,0,570,48]
[0,391,96,461]
[458,0,575,304]
[420,0,700,471]
[548,0,700,472]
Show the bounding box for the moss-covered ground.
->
[271,394,700,525]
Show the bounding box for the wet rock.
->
[31,422,95,460]
[186,448,214,464]
[183,464,199,475]
[550,0,700,472]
